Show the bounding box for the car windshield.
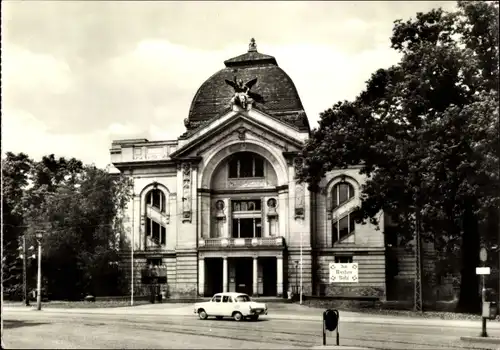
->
[235,295,251,302]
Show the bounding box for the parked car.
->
[194,292,268,321]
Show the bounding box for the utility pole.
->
[23,235,29,306]
[414,205,423,312]
[414,214,422,312]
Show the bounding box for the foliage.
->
[298,1,499,313]
[3,153,133,300]
[1,152,33,298]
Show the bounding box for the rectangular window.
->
[232,200,261,212]
[222,295,230,303]
[254,157,264,177]
[255,218,262,238]
[332,221,338,244]
[146,219,166,246]
[147,258,162,266]
[214,295,221,302]
[338,183,350,205]
[232,218,239,238]
[239,218,254,238]
[152,221,161,244]
[240,160,253,178]
[229,160,238,178]
[161,226,166,246]
[231,218,262,238]
[334,256,353,264]
[338,216,349,240]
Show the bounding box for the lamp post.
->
[300,229,303,305]
[23,234,29,306]
[294,261,298,295]
[35,230,44,311]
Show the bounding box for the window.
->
[212,295,222,302]
[331,181,356,244]
[228,152,265,178]
[147,258,162,266]
[235,295,251,302]
[232,200,261,212]
[332,182,354,209]
[332,212,356,244]
[335,256,353,264]
[222,296,231,303]
[147,189,166,213]
[146,219,167,246]
[232,218,262,238]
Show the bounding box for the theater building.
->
[110,39,387,299]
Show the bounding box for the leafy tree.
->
[2,152,33,299]
[23,156,132,300]
[298,1,499,313]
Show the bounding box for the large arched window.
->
[228,152,264,178]
[145,189,167,246]
[331,182,356,244]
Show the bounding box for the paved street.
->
[3,304,500,349]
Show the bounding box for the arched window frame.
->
[325,175,360,246]
[139,183,171,249]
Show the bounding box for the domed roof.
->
[185,39,310,133]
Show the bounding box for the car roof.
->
[213,292,248,297]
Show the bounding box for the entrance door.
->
[261,257,277,296]
[205,258,223,296]
[234,258,253,295]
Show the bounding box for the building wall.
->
[312,167,386,297]
[115,120,388,300]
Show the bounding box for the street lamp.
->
[294,261,299,295]
[300,229,303,305]
[35,230,44,311]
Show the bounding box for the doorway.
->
[205,258,223,297]
[261,257,277,296]
[234,258,253,295]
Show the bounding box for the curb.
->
[460,336,500,345]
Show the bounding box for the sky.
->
[2,1,458,168]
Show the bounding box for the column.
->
[222,257,228,292]
[253,257,258,296]
[198,258,205,297]
[277,256,283,297]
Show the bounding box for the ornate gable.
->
[170,111,305,160]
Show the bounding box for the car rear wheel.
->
[233,312,243,322]
[198,309,208,320]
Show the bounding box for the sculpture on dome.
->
[224,76,259,109]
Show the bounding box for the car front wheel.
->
[198,309,208,320]
[233,312,243,322]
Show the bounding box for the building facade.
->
[110,39,387,299]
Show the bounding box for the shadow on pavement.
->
[210,318,269,323]
[3,320,48,330]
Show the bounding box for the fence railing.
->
[199,236,285,248]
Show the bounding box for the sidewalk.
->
[5,302,500,331]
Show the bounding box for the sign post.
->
[323,309,340,346]
[478,247,489,337]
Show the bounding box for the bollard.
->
[323,309,340,346]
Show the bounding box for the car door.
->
[207,295,221,315]
[221,295,232,316]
